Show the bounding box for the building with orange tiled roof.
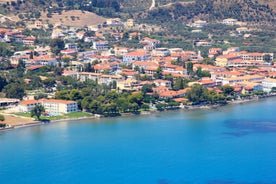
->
[123,50,149,64]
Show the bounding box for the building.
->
[39,99,78,115]
[125,19,135,27]
[215,53,241,67]
[19,99,78,115]
[222,18,238,26]
[106,18,123,26]
[262,78,276,92]
[222,75,265,85]
[22,36,36,46]
[154,79,172,88]
[152,48,170,57]
[194,40,212,47]
[92,41,109,50]
[192,20,207,28]
[123,50,149,65]
[19,100,40,113]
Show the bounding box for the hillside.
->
[0,0,275,25]
[143,0,276,24]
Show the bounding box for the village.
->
[1,16,276,127]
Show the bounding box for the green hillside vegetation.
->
[1,0,275,24]
[145,0,275,24]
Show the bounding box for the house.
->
[106,18,123,26]
[208,48,222,58]
[129,32,141,40]
[154,79,172,88]
[92,41,109,50]
[123,50,149,65]
[140,37,160,50]
[162,64,187,75]
[262,78,276,92]
[241,52,274,62]
[22,36,36,46]
[19,100,40,113]
[117,78,140,90]
[125,19,135,27]
[152,48,170,57]
[192,20,207,28]
[198,77,220,88]
[77,72,123,84]
[114,47,129,57]
[222,18,238,26]
[51,28,65,39]
[93,61,120,74]
[227,59,265,68]
[31,55,57,66]
[0,98,20,108]
[194,40,212,47]
[222,75,265,85]
[215,53,241,67]
[76,31,85,40]
[132,61,159,74]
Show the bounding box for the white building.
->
[262,78,276,92]
[93,41,109,50]
[222,18,238,26]
[19,99,78,115]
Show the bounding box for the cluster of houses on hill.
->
[2,17,276,115]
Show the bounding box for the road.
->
[149,0,156,10]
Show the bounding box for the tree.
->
[154,66,163,79]
[4,83,26,100]
[0,114,5,121]
[186,84,209,104]
[141,84,153,94]
[17,59,26,78]
[221,85,234,96]
[174,77,184,90]
[0,76,7,92]
[187,61,193,75]
[264,54,271,63]
[50,38,65,55]
[31,104,45,120]
[195,67,211,78]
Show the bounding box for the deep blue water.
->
[1,98,276,183]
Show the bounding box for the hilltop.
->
[0,0,275,25]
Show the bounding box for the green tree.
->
[17,59,26,78]
[31,104,45,120]
[196,67,211,78]
[264,54,271,63]
[4,83,26,100]
[186,84,208,104]
[0,114,5,121]
[0,76,7,92]
[50,38,65,55]
[221,85,234,96]
[141,84,153,94]
[154,66,163,79]
[173,77,184,90]
[187,61,193,75]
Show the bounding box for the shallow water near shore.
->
[1,98,276,183]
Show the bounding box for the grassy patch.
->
[15,111,93,121]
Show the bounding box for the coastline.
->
[1,94,276,133]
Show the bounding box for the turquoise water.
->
[1,99,276,183]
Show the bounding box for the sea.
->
[1,98,276,183]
